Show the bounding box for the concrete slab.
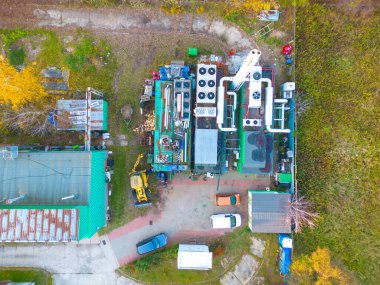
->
[250,237,266,258]
[220,271,242,285]
[233,254,259,284]
[0,244,123,284]
[248,277,265,285]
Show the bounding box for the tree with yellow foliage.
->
[228,0,276,14]
[291,247,348,285]
[0,55,48,110]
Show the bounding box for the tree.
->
[291,247,348,285]
[0,104,56,136]
[228,0,273,14]
[0,55,48,109]
[288,195,318,233]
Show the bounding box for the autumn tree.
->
[227,0,279,15]
[0,55,48,109]
[0,104,56,136]
[291,247,348,285]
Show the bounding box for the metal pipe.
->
[181,92,184,118]
[217,77,238,132]
[85,87,91,152]
[264,86,291,133]
[6,195,27,204]
[232,49,261,90]
[184,132,187,163]
[227,91,237,127]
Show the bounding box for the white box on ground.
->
[177,244,213,270]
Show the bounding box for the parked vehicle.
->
[210,214,242,229]
[215,193,241,206]
[130,154,152,207]
[136,233,168,255]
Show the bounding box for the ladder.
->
[255,22,274,38]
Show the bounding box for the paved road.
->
[106,174,270,265]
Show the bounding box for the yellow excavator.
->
[129,154,152,207]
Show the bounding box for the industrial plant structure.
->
[150,49,296,233]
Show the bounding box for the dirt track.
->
[0,1,254,50]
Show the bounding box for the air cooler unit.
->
[243,118,262,127]
[196,64,217,104]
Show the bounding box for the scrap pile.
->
[133,113,155,136]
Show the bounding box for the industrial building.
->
[0,149,108,242]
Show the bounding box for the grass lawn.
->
[99,144,151,234]
[120,227,284,284]
[295,4,380,284]
[0,267,52,285]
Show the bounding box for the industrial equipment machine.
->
[129,154,152,207]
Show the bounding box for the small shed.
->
[56,99,108,131]
[177,244,213,270]
[248,191,291,233]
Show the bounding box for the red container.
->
[282,44,293,55]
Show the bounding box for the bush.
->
[9,48,25,66]
[160,0,183,14]
[65,37,95,71]
[0,29,29,48]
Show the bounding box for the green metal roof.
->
[279,173,292,184]
[78,151,107,239]
[103,100,108,130]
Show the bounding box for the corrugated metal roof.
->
[56,100,107,131]
[194,129,218,165]
[0,209,78,242]
[78,151,107,240]
[248,191,291,233]
[0,151,91,207]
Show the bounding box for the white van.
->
[210,214,242,229]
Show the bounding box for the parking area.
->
[105,172,270,265]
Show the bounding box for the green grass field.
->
[295,4,380,284]
[0,267,52,285]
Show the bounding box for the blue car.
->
[136,233,168,255]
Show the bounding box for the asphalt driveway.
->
[106,173,270,265]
